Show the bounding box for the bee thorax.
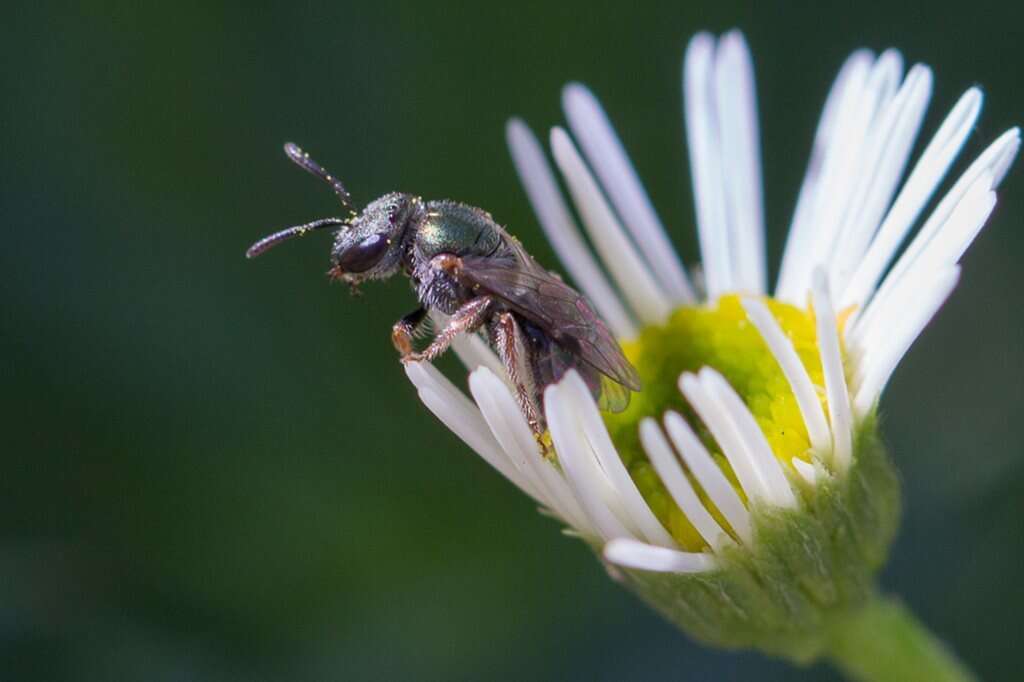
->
[412,260,471,315]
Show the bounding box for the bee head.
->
[329,192,419,284]
[245,144,419,288]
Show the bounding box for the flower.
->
[403,29,1018,673]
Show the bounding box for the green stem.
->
[824,594,976,682]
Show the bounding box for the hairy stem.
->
[825,594,975,682]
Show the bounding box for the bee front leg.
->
[391,307,428,357]
[402,296,494,363]
[492,312,547,453]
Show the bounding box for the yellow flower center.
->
[603,294,829,551]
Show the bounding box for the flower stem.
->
[824,594,976,682]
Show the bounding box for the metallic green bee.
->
[247,143,640,438]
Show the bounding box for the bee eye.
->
[337,234,389,273]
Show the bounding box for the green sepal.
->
[608,416,900,663]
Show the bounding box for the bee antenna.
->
[245,217,347,259]
[284,142,358,218]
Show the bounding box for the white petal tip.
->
[542,381,560,407]
[561,82,595,113]
[791,457,818,485]
[467,364,497,387]
[963,86,984,107]
[719,29,749,50]
[549,125,570,149]
[505,117,529,139]
[603,538,717,574]
[993,132,1021,187]
[403,360,428,384]
[677,371,698,395]
[685,32,715,58]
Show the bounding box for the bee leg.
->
[391,307,428,357]
[432,253,463,274]
[492,312,548,455]
[402,296,493,363]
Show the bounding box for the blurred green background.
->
[3,1,1022,680]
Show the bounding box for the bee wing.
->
[515,318,632,413]
[593,373,633,414]
[460,254,640,412]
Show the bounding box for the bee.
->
[247,143,640,441]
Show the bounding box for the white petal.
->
[838,89,987,310]
[405,362,540,502]
[640,418,733,551]
[781,49,874,292]
[679,372,770,505]
[851,170,997,355]
[699,368,797,509]
[741,298,831,454]
[790,456,815,483]
[791,457,819,485]
[777,49,875,302]
[550,127,673,324]
[811,270,853,472]
[684,32,733,297]
[468,368,593,535]
[829,64,933,295]
[603,538,717,574]
[545,382,634,541]
[714,30,766,293]
[451,331,506,378]
[853,267,961,415]
[663,410,753,544]
[562,372,677,547]
[792,51,907,302]
[505,119,637,339]
[850,128,1017,339]
[887,132,1018,278]
[561,84,695,303]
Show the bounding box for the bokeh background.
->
[4,1,1023,680]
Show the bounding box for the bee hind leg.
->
[492,312,548,456]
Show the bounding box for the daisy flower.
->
[404,29,1017,678]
